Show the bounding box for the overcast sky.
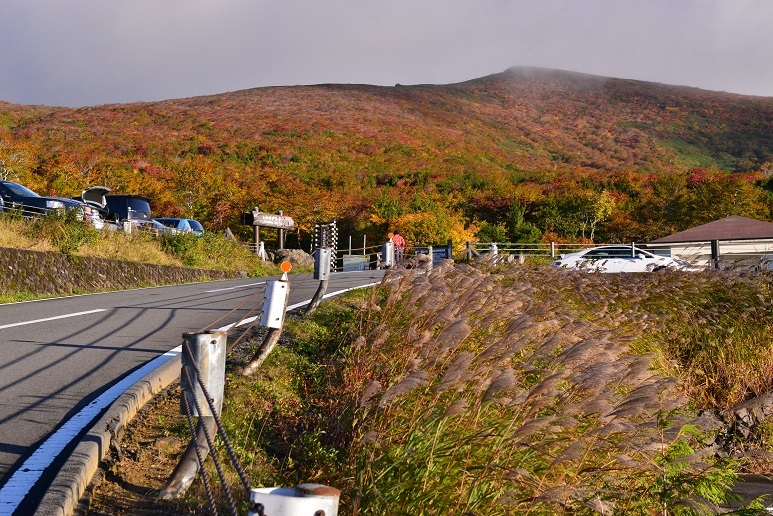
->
[0,0,771,108]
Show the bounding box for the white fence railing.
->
[466,241,600,259]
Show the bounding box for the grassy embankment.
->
[0,210,278,302]
[99,261,773,514]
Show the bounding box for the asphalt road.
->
[0,270,383,493]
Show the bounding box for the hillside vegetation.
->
[1,67,771,252]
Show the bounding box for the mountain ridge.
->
[0,67,771,245]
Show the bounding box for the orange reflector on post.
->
[280,261,292,273]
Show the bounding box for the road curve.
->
[0,269,384,513]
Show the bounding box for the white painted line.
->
[215,316,258,332]
[0,309,107,330]
[0,346,182,512]
[205,282,266,293]
[214,282,382,331]
[286,281,382,312]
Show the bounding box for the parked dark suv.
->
[103,195,152,224]
[76,186,152,224]
[0,180,84,215]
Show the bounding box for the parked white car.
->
[552,245,690,273]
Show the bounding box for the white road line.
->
[0,309,107,330]
[204,282,266,293]
[214,281,382,331]
[215,316,257,332]
[0,346,182,512]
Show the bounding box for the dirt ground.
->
[76,385,205,515]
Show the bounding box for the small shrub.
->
[27,209,99,254]
[159,232,200,266]
[159,231,277,275]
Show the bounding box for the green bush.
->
[159,231,277,274]
[27,208,99,254]
[159,232,200,266]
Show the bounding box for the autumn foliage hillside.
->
[1,67,771,249]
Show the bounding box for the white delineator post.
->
[382,239,394,268]
[250,484,340,516]
[242,263,292,376]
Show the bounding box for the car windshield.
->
[2,182,40,198]
[126,198,151,218]
[188,220,204,232]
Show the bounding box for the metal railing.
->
[466,241,599,259]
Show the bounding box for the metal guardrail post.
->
[307,248,331,315]
[314,247,331,281]
[180,331,226,418]
[160,331,227,500]
[381,241,394,268]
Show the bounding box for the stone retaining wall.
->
[0,247,241,295]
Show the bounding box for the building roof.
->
[651,216,773,243]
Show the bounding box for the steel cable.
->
[200,283,268,333]
[180,367,219,515]
[182,342,239,515]
[184,339,252,501]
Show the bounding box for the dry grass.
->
[85,263,773,514]
[0,216,183,265]
[0,217,52,250]
[78,229,184,266]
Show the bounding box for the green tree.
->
[476,221,507,243]
[584,189,616,241]
[635,173,690,239]
[507,200,542,243]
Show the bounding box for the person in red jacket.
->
[392,231,406,266]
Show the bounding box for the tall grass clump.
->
[211,264,768,514]
[619,270,773,409]
[342,266,747,514]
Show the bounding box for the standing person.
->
[392,231,406,266]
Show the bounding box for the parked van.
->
[104,195,152,224]
[76,187,152,225]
